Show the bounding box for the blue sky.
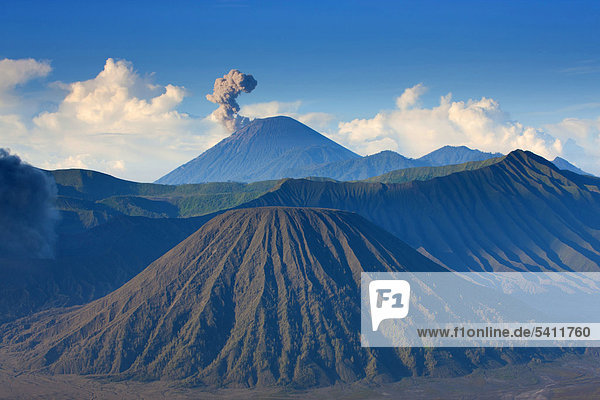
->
[1,0,599,180]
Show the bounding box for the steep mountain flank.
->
[156,116,359,184]
[243,151,600,272]
[1,207,445,387]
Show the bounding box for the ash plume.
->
[0,149,58,258]
[206,69,257,132]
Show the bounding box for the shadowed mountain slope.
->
[242,151,600,272]
[0,214,213,324]
[156,116,359,184]
[0,207,452,387]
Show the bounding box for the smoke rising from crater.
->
[0,149,58,258]
[206,69,257,132]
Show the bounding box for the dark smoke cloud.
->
[0,149,58,259]
[206,69,257,132]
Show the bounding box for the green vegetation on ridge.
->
[49,168,279,222]
[363,156,504,183]
[48,155,508,223]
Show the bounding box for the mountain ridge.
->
[156,115,515,184]
[240,150,600,272]
[363,156,505,184]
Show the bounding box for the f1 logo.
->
[369,280,411,331]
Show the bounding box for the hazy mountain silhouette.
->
[552,156,592,176]
[418,145,503,166]
[156,116,359,184]
[299,146,505,181]
[157,119,511,183]
[1,207,450,387]
[301,150,424,181]
[242,150,600,272]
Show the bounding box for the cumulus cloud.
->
[0,114,27,136]
[333,84,563,160]
[0,58,51,91]
[240,100,301,118]
[0,58,228,181]
[239,100,335,131]
[34,58,188,134]
[2,58,599,180]
[0,148,58,259]
[206,69,257,132]
[396,82,426,110]
[47,154,126,173]
[0,58,51,106]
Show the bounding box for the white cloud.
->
[33,58,188,135]
[0,58,229,181]
[0,114,27,136]
[40,154,126,175]
[239,100,335,130]
[2,60,599,180]
[333,84,563,160]
[0,58,51,91]
[240,100,301,118]
[396,82,426,110]
[0,58,51,107]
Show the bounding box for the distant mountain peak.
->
[418,145,503,166]
[156,116,359,184]
[369,149,402,156]
[502,148,532,161]
[494,150,573,178]
[501,150,594,178]
[302,150,424,181]
[552,156,592,176]
[227,116,316,140]
[439,145,470,150]
[247,115,299,125]
[501,151,593,177]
